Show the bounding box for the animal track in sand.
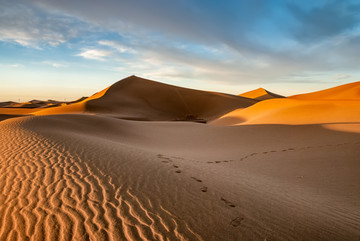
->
[175,170,182,174]
[206,141,360,166]
[191,177,202,183]
[230,216,244,227]
[220,197,236,208]
[200,187,208,193]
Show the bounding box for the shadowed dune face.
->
[213,82,360,126]
[85,76,257,122]
[0,114,23,122]
[239,88,284,101]
[0,114,359,240]
[35,75,257,122]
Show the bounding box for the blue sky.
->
[1,0,360,101]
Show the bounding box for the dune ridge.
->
[239,88,284,100]
[213,81,360,125]
[290,81,360,100]
[35,75,257,122]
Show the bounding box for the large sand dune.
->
[35,76,257,122]
[0,78,360,240]
[238,88,284,100]
[213,81,360,125]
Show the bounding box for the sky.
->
[1,0,360,101]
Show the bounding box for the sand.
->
[213,81,360,126]
[0,77,359,240]
[238,88,284,101]
[34,75,257,122]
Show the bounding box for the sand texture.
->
[0,77,360,240]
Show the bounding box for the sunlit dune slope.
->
[239,88,284,100]
[213,81,360,125]
[35,75,257,122]
[290,81,360,100]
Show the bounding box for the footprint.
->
[173,165,179,168]
[250,153,256,156]
[191,177,202,182]
[171,156,184,160]
[158,154,172,161]
[288,148,295,151]
[207,161,214,164]
[175,170,182,173]
[215,161,221,163]
[230,217,244,227]
[221,197,236,208]
[162,160,169,163]
[263,152,268,154]
[200,186,208,192]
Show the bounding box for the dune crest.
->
[35,75,257,122]
[239,88,284,100]
[213,82,360,126]
[290,81,360,100]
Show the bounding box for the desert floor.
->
[0,77,359,240]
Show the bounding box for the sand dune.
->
[1,79,360,240]
[239,88,284,100]
[213,82,360,125]
[0,114,359,240]
[0,98,87,109]
[290,81,360,100]
[35,75,257,122]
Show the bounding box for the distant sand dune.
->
[290,81,360,100]
[239,88,284,100]
[35,75,257,122]
[213,82,360,125]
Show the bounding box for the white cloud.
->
[0,1,83,48]
[4,64,24,68]
[77,49,112,61]
[42,61,67,68]
[98,40,136,54]
[334,73,350,80]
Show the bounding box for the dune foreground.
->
[0,77,360,241]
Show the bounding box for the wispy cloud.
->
[77,49,112,61]
[0,1,87,47]
[99,40,136,54]
[334,73,351,80]
[42,61,68,68]
[5,64,24,68]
